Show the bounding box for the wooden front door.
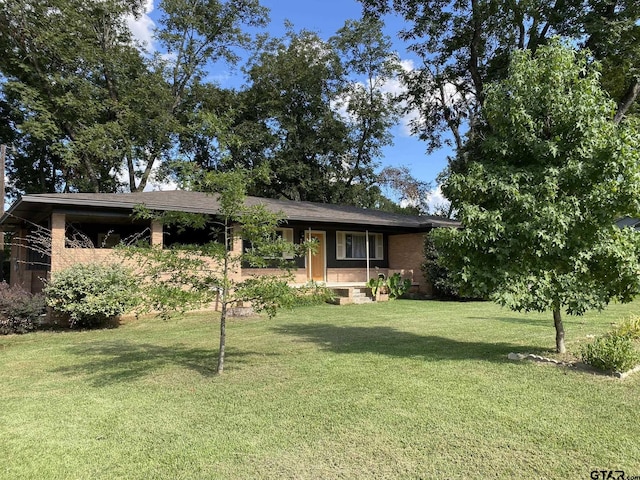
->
[306,231,326,282]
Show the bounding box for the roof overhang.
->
[0,191,460,232]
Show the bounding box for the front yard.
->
[1,300,639,479]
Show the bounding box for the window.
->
[336,232,383,260]
[243,228,295,260]
[275,228,295,259]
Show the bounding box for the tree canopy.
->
[358,0,640,159]
[431,41,640,352]
[0,2,424,211]
[0,0,267,195]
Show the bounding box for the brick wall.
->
[388,233,430,293]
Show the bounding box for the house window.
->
[275,228,295,259]
[336,232,383,260]
[243,228,295,260]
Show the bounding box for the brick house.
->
[0,191,458,295]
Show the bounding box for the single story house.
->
[0,190,459,295]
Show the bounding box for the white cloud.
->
[331,57,418,133]
[126,0,156,52]
[425,185,451,216]
[382,58,419,137]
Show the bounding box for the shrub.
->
[44,263,140,328]
[422,233,463,299]
[611,315,640,340]
[288,282,336,307]
[387,273,411,299]
[0,283,46,334]
[580,333,640,373]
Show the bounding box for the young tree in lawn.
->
[128,168,311,374]
[431,41,640,353]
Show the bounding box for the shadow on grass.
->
[274,323,544,363]
[468,316,553,328]
[52,340,266,386]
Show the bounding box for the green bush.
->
[387,273,411,299]
[611,315,640,340]
[422,233,463,299]
[44,263,140,328]
[581,333,640,373]
[0,283,46,334]
[288,282,336,307]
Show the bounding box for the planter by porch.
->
[376,292,389,302]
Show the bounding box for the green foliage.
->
[367,273,410,299]
[126,169,314,373]
[0,283,45,334]
[433,42,640,328]
[359,0,640,153]
[287,282,336,307]
[44,263,140,328]
[387,273,411,300]
[0,0,269,193]
[581,333,640,373]
[611,316,640,340]
[422,232,465,299]
[366,276,386,296]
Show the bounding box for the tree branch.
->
[614,79,640,124]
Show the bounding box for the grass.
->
[1,300,639,479]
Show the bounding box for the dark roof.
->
[616,217,640,230]
[0,190,459,231]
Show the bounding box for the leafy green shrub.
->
[581,334,640,373]
[367,275,387,296]
[422,233,463,299]
[0,283,46,334]
[44,263,140,328]
[611,316,640,340]
[288,282,336,307]
[387,273,411,299]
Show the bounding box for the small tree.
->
[127,169,311,374]
[432,41,640,353]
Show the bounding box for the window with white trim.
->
[244,228,295,259]
[275,228,295,259]
[336,232,383,260]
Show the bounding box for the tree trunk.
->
[216,303,226,374]
[553,307,566,354]
[613,80,640,125]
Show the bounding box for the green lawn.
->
[1,300,639,479]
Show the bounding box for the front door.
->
[306,231,326,282]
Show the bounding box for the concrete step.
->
[352,297,373,304]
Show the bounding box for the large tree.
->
[358,0,640,156]
[431,41,640,353]
[229,23,426,209]
[0,0,268,194]
[238,27,350,202]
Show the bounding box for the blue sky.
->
[134,0,452,205]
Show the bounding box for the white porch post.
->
[365,229,370,282]
[308,227,312,282]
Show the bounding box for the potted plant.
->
[367,274,389,302]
